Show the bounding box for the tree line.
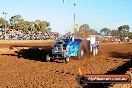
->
[77,24,98,38]
[0,15,131,41]
[78,24,132,41]
[100,25,132,41]
[0,15,51,32]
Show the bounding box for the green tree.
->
[78,24,94,38]
[128,32,132,39]
[34,20,50,32]
[89,29,97,35]
[17,19,29,30]
[100,28,111,36]
[0,17,5,29]
[79,24,90,32]
[46,22,50,27]
[46,22,51,32]
[118,25,130,41]
[79,24,90,37]
[0,17,9,29]
[1,14,52,33]
[47,28,51,32]
[111,30,119,36]
[9,15,22,29]
[28,22,36,31]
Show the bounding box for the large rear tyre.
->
[77,44,84,59]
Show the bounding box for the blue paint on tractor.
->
[65,39,82,57]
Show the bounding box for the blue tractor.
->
[46,36,86,63]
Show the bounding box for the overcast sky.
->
[0,0,132,34]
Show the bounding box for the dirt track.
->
[0,42,132,88]
[0,40,55,48]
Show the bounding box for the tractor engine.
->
[52,39,68,58]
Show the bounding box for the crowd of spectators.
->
[0,29,51,40]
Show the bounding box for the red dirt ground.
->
[0,40,55,48]
[0,42,132,88]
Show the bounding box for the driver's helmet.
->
[66,36,72,41]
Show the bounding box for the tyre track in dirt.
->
[0,42,132,88]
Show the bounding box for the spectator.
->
[0,29,51,40]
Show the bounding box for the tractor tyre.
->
[65,57,70,63]
[77,44,84,59]
[46,54,51,62]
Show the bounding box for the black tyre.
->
[65,57,70,63]
[46,54,51,62]
[77,44,84,59]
